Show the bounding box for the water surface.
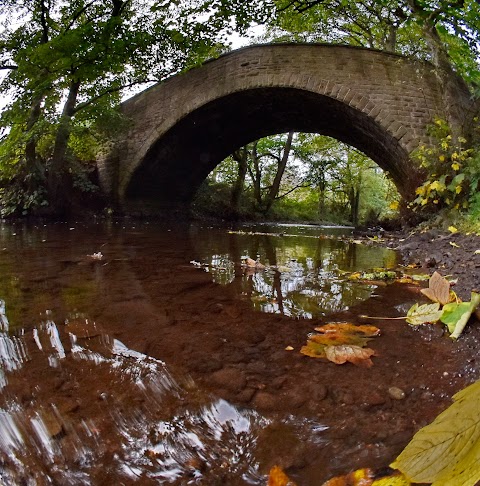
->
[0,220,477,485]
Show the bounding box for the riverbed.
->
[0,220,478,485]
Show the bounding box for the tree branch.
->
[72,79,157,114]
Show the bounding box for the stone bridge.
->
[98,43,473,209]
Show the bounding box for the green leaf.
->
[391,380,480,486]
[441,292,480,339]
[406,302,443,325]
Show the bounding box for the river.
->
[0,220,476,485]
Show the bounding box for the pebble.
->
[388,386,406,400]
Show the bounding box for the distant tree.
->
[0,0,271,215]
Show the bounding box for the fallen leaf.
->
[475,250,480,255]
[391,380,480,486]
[406,302,443,325]
[448,226,458,233]
[441,292,480,339]
[315,323,380,337]
[301,323,379,366]
[300,340,327,358]
[324,345,376,368]
[268,465,297,486]
[321,467,375,485]
[420,271,451,305]
[285,346,294,351]
[310,332,370,347]
[449,241,460,248]
[244,257,265,269]
[372,472,411,485]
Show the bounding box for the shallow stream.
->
[0,220,478,485]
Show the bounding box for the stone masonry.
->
[97,44,474,208]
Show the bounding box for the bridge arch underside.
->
[125,87,418,206]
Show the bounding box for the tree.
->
[0,0,271,215]
[272,0,479,135]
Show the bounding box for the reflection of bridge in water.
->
[98,44,474,212]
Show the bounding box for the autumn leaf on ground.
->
[321,468,374,485]
[325,345,375,367]
[322,468,410,486]
[391,380,480,486]
[406,302,443,325]
[301,323,380,366]
[420,271,451,305]
[268,466,297,486]
[441,292,480,339]
[315,323,380,337]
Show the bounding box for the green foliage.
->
[412,118,480,213]
[0,0,270,215]
[272,0,480,90]
[195,133,399,224]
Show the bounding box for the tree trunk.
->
[25,96,46,187]
[264,131,294,213]
[231,148,248,213]
[250,141,263,208]
[48,79,81,214]
[385,24,397,52]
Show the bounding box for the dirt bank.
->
[382,228,480,300]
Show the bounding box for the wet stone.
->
[309,383,328,401]
[210,368,247,393]
[245,361,266,373]
[236,387,256,403]
[252,391,278,412]
[271,376,287,390]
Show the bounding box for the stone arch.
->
[97,44,469,208]
[125,86,413,203]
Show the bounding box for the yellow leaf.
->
[268,466,297,486]
[406,302,443,325]
[391,381,480,486]
[448,226,458,234]
[450,241,460,248]
[315,323,380,337]
[475,250,480,255]
[430,180,445,192]
[389,201,399,210]
[415,186,425,196]
[455,185,462,194]
[322,468,375,485]
[372,472,411,485]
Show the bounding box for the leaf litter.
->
[301,322,380,367]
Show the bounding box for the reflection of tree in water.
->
[239,236,379,318]
[245,267,374,318]
[193,226,397,319]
